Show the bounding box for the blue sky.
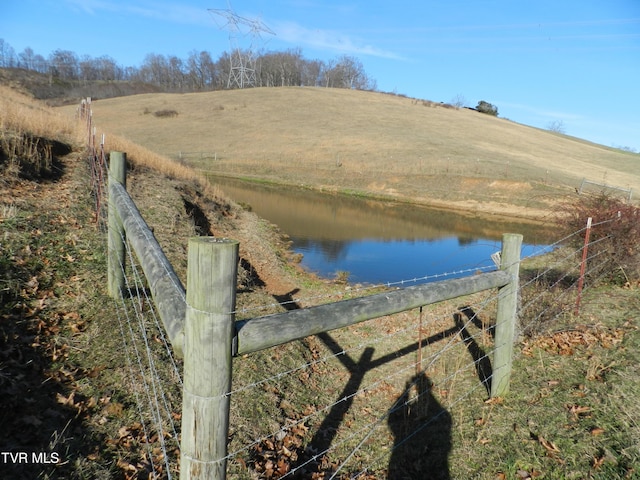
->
[1,0,639,150]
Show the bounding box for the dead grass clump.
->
[102,133,236,231]
[154,109,178,118]
[519,284,575,337]
[0,85,82,178]
[105,134,208,189]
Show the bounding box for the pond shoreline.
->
[203,171,558,226]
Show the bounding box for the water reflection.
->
[208,176,554,284]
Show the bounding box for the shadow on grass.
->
[455,306,494,396]
[0,268,107,479]
[388,373,452,480]
[267,290,495,478]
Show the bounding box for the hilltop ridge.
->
[64,86,639,220]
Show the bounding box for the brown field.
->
[60,87,640,220]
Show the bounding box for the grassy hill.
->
[63,86,640,219]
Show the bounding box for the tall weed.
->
[0,85,82,178]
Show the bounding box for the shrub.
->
[559,193,640,284]
[476,100,498,116]
[154,109,178,118]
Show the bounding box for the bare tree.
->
[139,53,169,87]
[186,50,217,91]
[0,39,16,67]
[301,58,323,87]
[49,49,79,80]
[95,55,121,81]
[547,120,566,134]
[257,49,304,87]
[450,94,468,109]
[320,55,375,90]
[18,47,36,70]
[167,55,186,91]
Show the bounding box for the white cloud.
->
[63,0,213,27]
[498,101,584,121]
[274,20,405,59]
[63,0,113,15]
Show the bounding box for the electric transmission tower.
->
[209,2,275,89]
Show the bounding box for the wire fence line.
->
[113,239,182,478]
[79,101,625,479]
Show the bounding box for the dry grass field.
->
[63,87,640,219]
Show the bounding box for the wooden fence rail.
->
[105,151,523,480]
[107,152,186,357]
[235,269,513,356]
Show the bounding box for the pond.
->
[207,176,555,285]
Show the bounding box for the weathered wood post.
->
[491,233,522,398]
[107,151,126,298]
[181,238,239,480]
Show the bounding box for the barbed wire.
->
[106,201,622,477]
[228,288,496,398]
[116,234,180,478]
[232,264,499,317]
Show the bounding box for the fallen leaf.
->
[567,404,592,419]
[590,427,605,436]
[106,402,124,417]
[85,365,105,378]
[63,311,81,321]
[116,458,137,472]
[593,455,605,469]
[538,435,561,453]
[56,391,76,407]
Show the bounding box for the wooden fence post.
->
[181,238,239,480]
[107,151,127,298]
[491,233,522,398]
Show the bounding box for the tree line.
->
[0,38,376,92]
